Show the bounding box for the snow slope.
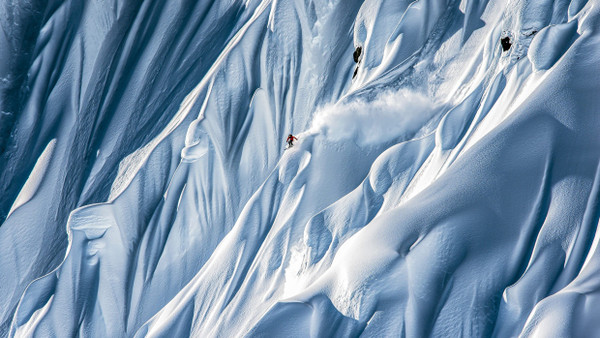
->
[2,0,600,336]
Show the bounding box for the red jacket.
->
[287,135,297,142]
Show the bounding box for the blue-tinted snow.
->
[2,0,600,337]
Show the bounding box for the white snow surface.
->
[1,0,600,336]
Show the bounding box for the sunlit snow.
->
[1,0,600,336]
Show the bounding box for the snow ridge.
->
[2,0,600,336]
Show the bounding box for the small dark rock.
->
[501,36,511,51]
[525,30,538,37]
[353,46,362,63]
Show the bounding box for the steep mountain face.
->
[1,0,600,336]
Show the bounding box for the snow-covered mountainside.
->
[2,0,600,336]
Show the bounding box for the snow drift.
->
[2,0,600,336]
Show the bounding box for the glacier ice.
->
[2,0,600,336]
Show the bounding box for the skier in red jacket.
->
[286,134,298,147]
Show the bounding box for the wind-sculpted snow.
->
[2,0,600,336]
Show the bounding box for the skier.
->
[286,134,298,148]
